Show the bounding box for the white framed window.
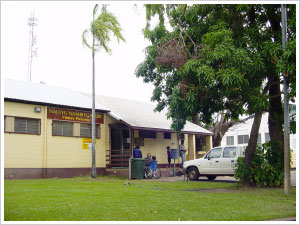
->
[265,133,270,143]
[238,134,249,144]
[226,136,234,146]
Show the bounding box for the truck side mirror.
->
[207,156,210,160]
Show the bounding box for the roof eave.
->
[4,98,110,113]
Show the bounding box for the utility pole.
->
[27,12,38,82]
[91,6,97,178]
[281,4,290,194]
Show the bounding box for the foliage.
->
[4,178,296,221]
[82,4,125,54]
[136,4,296,134]
[234,141,288,187]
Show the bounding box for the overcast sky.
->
[1,1,156,103]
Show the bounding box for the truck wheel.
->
[207,175,217,181]
[187,167,199,181]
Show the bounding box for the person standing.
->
[179,140,186,168]
[133,145,142,158]
[166,146,171,168]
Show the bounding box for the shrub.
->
[234,141,287,187]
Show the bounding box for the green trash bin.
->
[131,158,145,179]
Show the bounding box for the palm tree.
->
[82,4,125,178]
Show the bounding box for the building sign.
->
[82,138,97,149]
[47,107,104,124]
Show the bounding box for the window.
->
[265,133,270,143]
[223,147,237,158]
[238,134,249,144]
[226,136,234,146]
[14,117,40,134]
[205,148,222,159]
[179,133,185,140]
[164,132,171,139]
[139,130,156,139]
[52,121,73,136]
[80,123,100,138]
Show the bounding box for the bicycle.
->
[144,160,161,179]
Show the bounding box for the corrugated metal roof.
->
[4,79,212,135]
[4,79,109,111]
[81,93,213,135]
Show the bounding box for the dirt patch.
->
[181,188,238,193]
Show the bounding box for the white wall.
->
[220,113,296,152]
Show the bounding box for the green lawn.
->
[4,176,296,221]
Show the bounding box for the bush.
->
[234,141,286,187]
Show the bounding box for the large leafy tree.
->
[82,4,125,178]
[136,4,296,183]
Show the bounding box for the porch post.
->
[205,135,213,152]
[188,134,196,160]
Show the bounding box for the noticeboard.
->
[134,138,144,146]
[82,138,97,149]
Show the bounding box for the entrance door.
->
[110,127,130,167]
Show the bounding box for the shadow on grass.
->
[196,178,237,184]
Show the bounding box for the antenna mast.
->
[27,12,38,82]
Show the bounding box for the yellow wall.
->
[133,131,190,165]
[4,101,210,170]
[4,102,44,168]
[4,101,108,169]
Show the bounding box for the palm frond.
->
[82,29,93,50]
[82,4,125,54]
[93,4,99,18]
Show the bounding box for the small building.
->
[4,79,213,179]
[220,113,296,167]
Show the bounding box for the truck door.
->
[219,147,237,174]
[200,148,222,174]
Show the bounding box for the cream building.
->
[4,79,213,179]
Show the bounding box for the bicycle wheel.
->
[153,168,161,179]
[144,167,153,179]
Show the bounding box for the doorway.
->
[109,125,131,168]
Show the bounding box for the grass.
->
[4,176,296,221]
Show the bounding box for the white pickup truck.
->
[183,146,245,181]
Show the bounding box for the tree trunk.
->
[192,113,200,125]
[265,5,284,150]
[268,75,284,148]
[244,111,263,183]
